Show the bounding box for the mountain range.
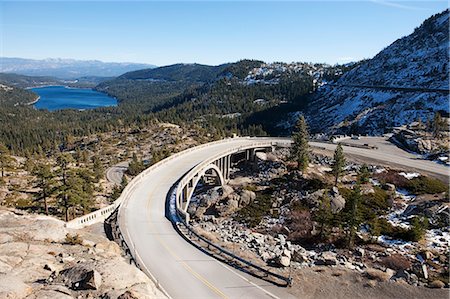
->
[0,57,156,79]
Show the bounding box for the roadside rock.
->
[429,280,445,288]
[316,251,337,266]
[60,265,102,290]
[278,255,291,267]
[239,189,256,206]
[365,268,392,282]
[0,208,167,299]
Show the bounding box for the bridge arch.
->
[178,163,225,213]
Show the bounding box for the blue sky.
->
[1,1,447,66]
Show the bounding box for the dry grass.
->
[380,254,411,271]
[365,268,391,282]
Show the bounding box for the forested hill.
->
[118,63,230,83]
[303,9,449,135]
[0,73,62,89]
[0,83,37,106]
[96,59,357,135]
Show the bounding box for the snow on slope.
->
[305,9,449,134]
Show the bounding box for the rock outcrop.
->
[0,208,166,299]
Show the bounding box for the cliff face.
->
[306,10,449,134]
[0,209,166,299]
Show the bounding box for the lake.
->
[32,86,117,111]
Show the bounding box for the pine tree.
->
[32,163,55,215]
[56,153,74,221]
[315,191,333,240]
[345,184,363,248]
[291,115,310,171]
[358,164,370,184]
[0,144,11,178]
[331,144,345,185]
[92,156,104,182]
[432,112,445,138]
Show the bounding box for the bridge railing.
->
[66,136,266,229]
[174,140,288,216]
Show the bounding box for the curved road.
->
[106,161,129,185]
[118,137,448,299]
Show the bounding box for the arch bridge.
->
[175,140,291,222]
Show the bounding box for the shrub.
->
[378,217,428,242]
[303,178,329,192]
[234,192,272,228]
[364,187,390,213]
[64,233,83,245]
[374,170,409,189]
[406,176,447,194]
[286,209,314,242]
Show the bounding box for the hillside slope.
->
[119,63,229,83]
[305,9,449,134]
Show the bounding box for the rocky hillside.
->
[0,209,166,298]
[305,9,449,134]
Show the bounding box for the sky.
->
[0,1,448,66]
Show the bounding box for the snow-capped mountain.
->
[305,9,449,135]
[0,57,155,79]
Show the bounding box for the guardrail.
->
[167,186,292,287]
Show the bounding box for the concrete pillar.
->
[182,186,188,210]
[226,155,231,180]
[221,157,226,178]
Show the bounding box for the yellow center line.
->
[145,175,229,299]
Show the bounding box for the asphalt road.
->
[106,161,129,185]
[118,137,448,299]
[310,137,449,181]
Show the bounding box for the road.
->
[310,137,449,182]
[119,138,296,299]
[118,137,448,299]
[106,161,129,185]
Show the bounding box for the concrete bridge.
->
[175,140,290,222]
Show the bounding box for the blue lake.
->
[32,86,117,111]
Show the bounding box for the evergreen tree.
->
[358,164,370,184]
[315,191,333,240]
[432,112,445,138]
[92,156,104,182]
[127,153,144,176]
[56,153,74,221]
[32,163,55,215]
[0,144,11,177]
[331,144,345,185]
[291,115,309,171]
[345,184,363,248]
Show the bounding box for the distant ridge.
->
[0,57,156,79]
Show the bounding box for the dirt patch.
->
[285,267,448,299]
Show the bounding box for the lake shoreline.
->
[26,95,40,105]
[31,86,117,111]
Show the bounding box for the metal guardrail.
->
[177,220,292,287]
